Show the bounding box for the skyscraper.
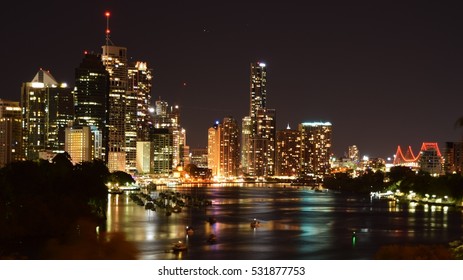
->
[129,61,153,142]
[21,69,73,160]
[0,99,22,167]
[102,43,128,172]
[152,98,186,170]
[150,128,173,175]
[299,122,332,180]
[101,12,129,172]
[74,52,109,162]
[207,121,220,177]
[276,125,301,177]
[220,116,240,178]
[208,117,240,179]
[249,62,267,121]
[241,62,276,177]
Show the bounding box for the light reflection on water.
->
[105,185,463,260]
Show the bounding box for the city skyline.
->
[2,1,463,158]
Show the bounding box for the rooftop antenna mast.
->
[105,11,114,47]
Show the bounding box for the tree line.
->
[0,153,138,259]
[323,166,463,202]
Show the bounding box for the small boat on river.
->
[186,226,194,236]
[172,241,187,252]
[206,234,217,244]
[250,218,261,228]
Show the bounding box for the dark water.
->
[105,185,463,260]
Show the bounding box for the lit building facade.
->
[102,44,128,172]
[136,141,154,174]
[190,147,208,168]
[129,61,153,142]
[150,128,174,176]
[240,116,252,174]
[65,125,93,165]
[393,143,444,175]
[152,98,186,170]
[276,125,301,177]
[220,117,240,178]
[348,145,359,163]
[444,141,463,174]
[208,117,240,178]
[74,52,109,163]
[207,122,220,177]
[418,143,444,175]
[0,99,22,167]
[21,69,73,160]
[299,122,332,180]
[241,62,276,177]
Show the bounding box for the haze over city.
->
[2,0,463,158]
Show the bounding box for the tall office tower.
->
[65,125,93,165]
[47,85,74,153]
[207,121,220,177]
[74,52,109,163]
[150,128,173,176]
[126,61,153,174]
[208,117,240,178]
[152,98,186,169]
[0,99,22,167]
[241,62,276,177]
[101,12,128,172]
[444,142,463,174]
[245,108,276,177]
[299,122,332,180]
[173,127,187,168]
[276,125,301,177]
[240,116,252,174]
[348,145,359,162]
[21,69,73,160]
[128,61,153,141]
[220,117,240,178]
[249,62,267,122]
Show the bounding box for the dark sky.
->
[2,0,463,159]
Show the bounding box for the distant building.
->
[241,62,276,177]
[418,143,444,175]
[129,61,153,142]
[207,122,220,176]
[21,69,73,160]
[102,43,128,172]
[190,147,208,168]
[65,125,93,165]
[126,61,153,174]
[150,128,173,176]
[348,145,359,163]
[299,122,332,180]
[393,142,444,175]
[208,117,240,178]
[74,52,109,163]
[276,125,301,177]
[444,141,463,174]
[0,99,22,167]
[136,141,154,174]
[152,98,186,170]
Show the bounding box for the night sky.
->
[2,0,463,159]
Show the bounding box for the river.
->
[105,184,463,260]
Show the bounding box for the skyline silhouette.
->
[2,0,463,158]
